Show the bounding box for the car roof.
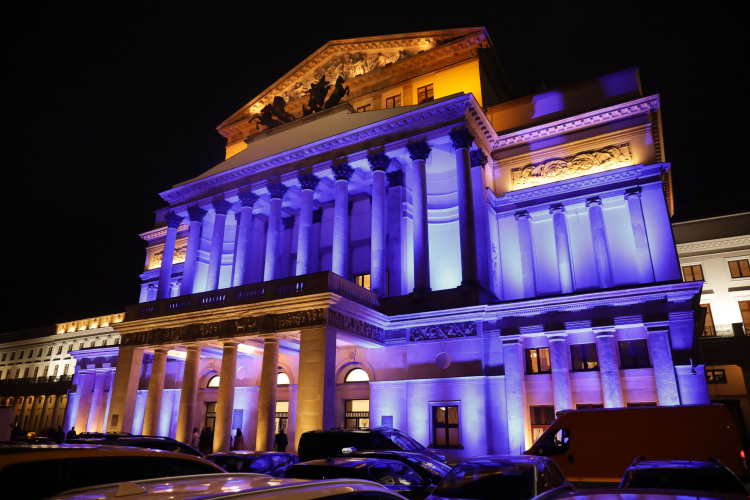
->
[550,488,747,500]
[53,473,391,500]
[305,427,399,434]
[629,460,726,469]
[207,451,289,457]
[0,443,216,465]
[299,457,399,467]
[458,454,546,466]
[347,450,437,459]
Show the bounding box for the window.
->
[247,457,272,473]
[570,344,598,371]
[57,345,63,355]
[345,368,370,382]
[33,367,38,378]
[19,351,23,360]
[356,104,371,112]
[23,368,29,379]
[682,264,704,282]
[46,347,52,356]
[277,372,290,385]
[526,348,551,374]
[537,462,565,493]
[275,401,289,434]
[43,366,48,378]
[67,344,73,352]
[207,375,220,388]
[102,339,107,346]
[15,369,20,379]
[37,348,43,357]
[618,340,650,368]
[702,304,716,337]
[354,273,371,290]
[28,349,33,358]
[627,402,657,407]
[385,94,401,109]
[1,353,5,361]
[740,301,750,332]
[10,352,15,360]
[369,463,396,485]
[390,462,422,486]
[706,369,727,383]
[417,84,434,104]
[345,399,370,429]
[113,338,120,345]
[530,406,556,441]
[63,364,69,375]
[576,404,603,409]
[432,405,459,447]
[53,365,59,377]
[729,259,750,278]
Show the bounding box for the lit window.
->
[682,264,704,282]
[207,376,220,388]
[618,340,650,369]
[63,364,69,375]
[570,344,598,371]
[53,365,59,377]
[706,369,727,383]
[525,348,551,374]
[417,84,434,104]
[57,346,62,355]
[354,274,371,290]
[42,366,48,378]
[345,399,370,429]
[530,405,555,441]
[23,368,29,379]
[277,372,290,385]
[729,260,750,278]
[345,368,370,383]
[46,347,52,356]
[357,104,371,112]
[32,367,38,379]
[432,405,459,446]
[385,94,401,109]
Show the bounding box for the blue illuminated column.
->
[386,170,407,296]
[549,205,574,294]
[368,153,390,296]
[331,164,354,278]
[74,372,95,431]
[503,337,528,453]
[625,189,655,284]
[470,149,492,290]
[406,141,431,293]
[646,325,680,406]
[594,328,624,408]
[296,174,320,276]
[450,129,480,286]
[181,205,207,296]
[206,200,233,291]
[215,340,238,453]
[547,332,573,412]
[264,182,289,282]
[86,370,107,432]
[586,197,613,289]
[230,211,242,286]
[106,346,145,433]
[156,211,183,300]
[233,192,259,286]
[142,348,168,436]
[515,211,537,298]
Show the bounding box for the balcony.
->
[701,323,748,338]
[0,375,73,386]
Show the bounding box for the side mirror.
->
[341,446,357,454]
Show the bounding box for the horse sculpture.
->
[324,76,350,109]
[249,96,295,130]
[302,75,331,116]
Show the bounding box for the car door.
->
[387,462,429,499]
[536,461,568,498]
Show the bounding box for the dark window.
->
[33,367,38,378]
[46,347,52,356]
[10,352,15,360]
[19,351,23,360]
[702,304,715,337]
[530,406,556,442]
[537,462,564,493]
[682,264,704,282]
[248,457,272,473]
[57,346,62,355]
[618,340,650,368]
[575,404,603,409]
[67,344,73,352]
[570,344,598,371]
[432,405,459,447]
[43,366,48,377]
[389,462,422,486]
[355,274,371,290]
[729,259,750,278]
[1,353,5,361]
[369,463,396,485]
[526,348,551,374]
[37,348,43,357]
[417,84,434,104]
[385,95,401,109]
[357,104,371,112]
[706,369,727,383]
[63,364,69,375]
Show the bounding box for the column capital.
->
[545,331,568,341]
[367,152,391,172]
[514,210,531,221]
[212,199,233,215]
[164,211,183,229]
[187,205,208,223]
[406,140,431,161]
[238,191,259,207]
[469,149,488,168]
[549,203,566,215]
[267,182,289,200]
[298,173,321,191]
[624,187,643,200]
[233,211,242,224]
[449,128,474,149]
[593,327,616,337]
[331,163,355,181]
[222,340,239,347]
[585,196,602,208]
[386,170,404,187]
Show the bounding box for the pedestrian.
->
[275,428,288,452]
[208,426,214,450]
[191,427,200,449]
[65,427,76,441]
[198,427,210,455]
[233,428,244,450]
[54,425,65,444]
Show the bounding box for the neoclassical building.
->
[56,28,709,462]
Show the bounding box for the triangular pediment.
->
[217,28,489,140]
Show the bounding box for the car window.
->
[381,431,421,452]
[134,440,176,452]
[406,456,451,478]
[209,456,244,472]
[544,461,565,487]
[174,444,201,456]
[0,458,62,500]
[272,455,290,468]
[536,429,570,456]
[537,462,554,493]
[65,457,164,491]
[389,462,422,486]
[248,457,272,473]
[164,458,222,476]
[435,462,535,500]
[369,463,396,485]
[623,468,747,494]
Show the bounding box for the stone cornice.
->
[492,95,659,151]
[140,224,189,242]
[676,235,750,254]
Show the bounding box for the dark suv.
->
[619,458,748,495]
[297,427,445,463]
[66,434,203,457]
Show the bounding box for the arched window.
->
[345,368,370,383]
[207,376,220,388]
[277,372,290,385]
[6,397,13,407]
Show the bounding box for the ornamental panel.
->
[409,321,477,341]
[328,310,384,343]
[276,309,326,331]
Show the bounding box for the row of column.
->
[513,188,655,298]
[64,368,115,434]
[10,393,67,432]
[153,127,489,299]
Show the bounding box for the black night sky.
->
[2,2,747,334]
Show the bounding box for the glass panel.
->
[350,399,370,412]
[619,341,634,368]
[448,428,459,445]
[634,340,650,368]
[345,418,358,429]
[276,401,289,413]
[584,344,598,369]
[447,406,459,425]
[435,407,446,424]
[526,349,539,373]
[206,402,217,413]
[539,348,551,372]
[740,260,750,277]
[277,373,290,385]
[570,345,583,370]
[435,462,535,500]
[682,266,694,281]
[730,260,741,278]
[436,429,446,445]
[392,462,422,485]
[207,376,220,387]
[693,265,704,281]
[345,368,370,382]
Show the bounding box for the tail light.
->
[741,450,747,474]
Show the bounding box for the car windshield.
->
[381,431,422,452]
[434,461,535,500]
[406,456,452,476]
[624,468,747,494]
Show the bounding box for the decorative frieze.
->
[512,144,632,190]
[275,309,326,331]
[152,246,187,269]
[409,321,477,341]
[328,310,384,343]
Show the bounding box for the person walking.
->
[233,428,244,450]
[191,427,200,449]
[65,427,76,441]
[275,428,288,452]
[54,425,65,444]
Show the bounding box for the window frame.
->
[706,368,728,383]
[530,405,556,442]
[681,263,704,282]
[385,94,402,109]
[569,343,599,371]
[429,401,461,449]
[417,84,434,104]
[354,273,371,290]
[525,347,551,374]
[356,104,371,112]
[344,368,370,383]
[618,339,651,369]
[727,258,750,279]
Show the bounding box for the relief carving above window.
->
[151,246,187,269]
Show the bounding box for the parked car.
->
[0,443,225,499]
[298,427,446,463]
[526,405,747,482]
[542,488,748,500]
[10,435,57,445]
[426,455,573,500]
[286,456,435,499]
[340,450,453,485]
[66,433,204,456]
[619,458,748,495]
[52,474,406,500]
[205,451,299,476]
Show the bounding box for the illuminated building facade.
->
[56,28,709,460]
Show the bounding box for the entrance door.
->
[205,402,216,430]
[344,400,370,429]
